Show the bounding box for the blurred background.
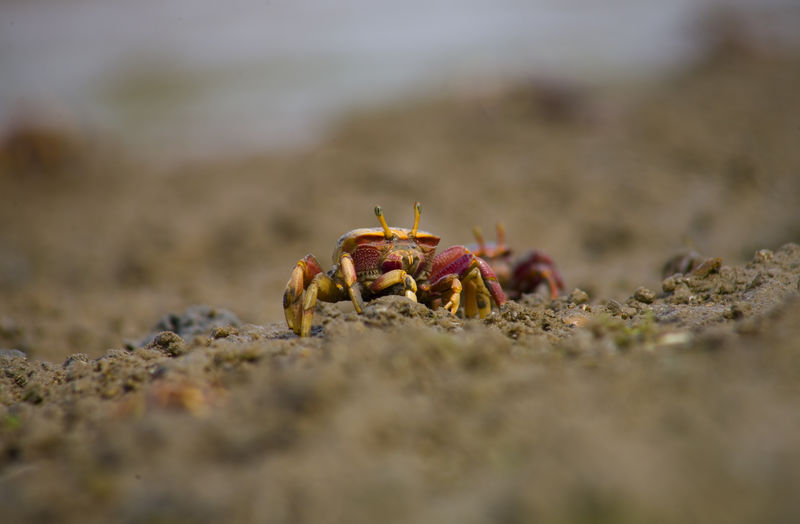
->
[2,0,799,159]
[2,0,800,359]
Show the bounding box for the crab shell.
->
[333,227,440,284]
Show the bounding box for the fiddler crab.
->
[469,224,564,300]
[284,202,506,336]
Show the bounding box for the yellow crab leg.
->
[283,267,304,332]
[340,253,365,313]
[374,205,394,239]
[284,255,323,333]
[443,278,462,315]
[300,273,344,337]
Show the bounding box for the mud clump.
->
[138,305,241,347]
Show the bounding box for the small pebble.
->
[147,331,187,357]
[605,299,623,316]
[633,287,655,304]
[212,325,239,339]
[671,283,691,304]
[568,288,589,305]
[662,275,678,293]
[754,249,773,263]
[689,257,722,278]
[621,307,637,319]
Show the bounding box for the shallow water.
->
[1,0,797,159]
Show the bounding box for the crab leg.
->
[461,265,494,318]
[537,267,562,300]
[339,253,365,313]
[463,277,478,318]
[370,269,418,302]
[299,272,346,337]
[283,254,324,333]
[444,278,463,315]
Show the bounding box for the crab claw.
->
[370,269,418,302]
[424,245,506,318]
[511,251,564,299]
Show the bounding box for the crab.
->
[283,202,506,336]
[469,224,564,300]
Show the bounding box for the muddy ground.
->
[2,45,800,522]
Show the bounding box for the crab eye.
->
[410,201,421,237]
[374,205,394,239]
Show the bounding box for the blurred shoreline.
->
[2,0,799,163]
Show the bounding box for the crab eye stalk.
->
[496,223,507,249]
[374,205,394,239]
[473,226,487,252]
[410,201,422,237]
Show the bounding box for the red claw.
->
[511,251,564,299]
[475,256,507,306]
[429,245,474,284]
[426,245,506,310]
